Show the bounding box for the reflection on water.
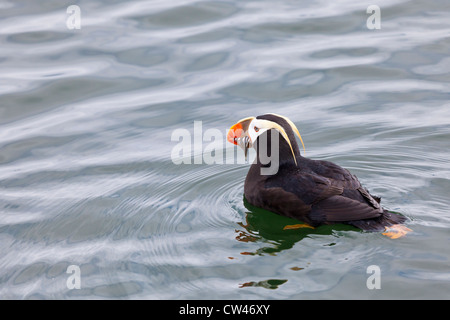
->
[239,279,288,290]
[237,197,358,256]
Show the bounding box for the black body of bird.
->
[228,113,406,231]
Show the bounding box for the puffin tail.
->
[348,210,408,233]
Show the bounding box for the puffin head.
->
[227,113,305,165]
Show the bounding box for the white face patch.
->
[247,119,270,145]
[247,118,298,166]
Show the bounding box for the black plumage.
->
[242,114,406,231]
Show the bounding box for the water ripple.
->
[1,0,450,299]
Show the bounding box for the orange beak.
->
[227,122,244,145]
[227,116,255,145]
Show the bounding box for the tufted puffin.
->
[227,113,410,237]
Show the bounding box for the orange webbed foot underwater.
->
[382,225,412,239]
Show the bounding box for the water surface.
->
[1,0,450,299]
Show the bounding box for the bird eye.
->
[254,126,259,132]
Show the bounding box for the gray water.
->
[1,0,450,299]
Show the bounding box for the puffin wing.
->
[300,159,385,224]
[309,195,383,224]
[264,166,384,225]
